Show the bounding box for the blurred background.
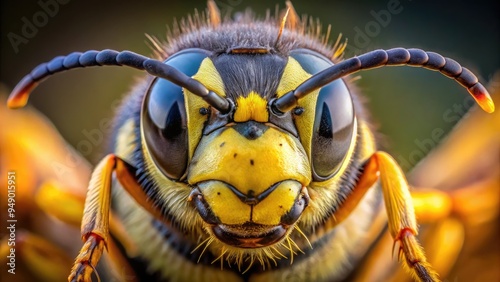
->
[1,0,498,168]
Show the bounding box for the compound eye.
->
[142,49,210,180]
[290,49,355,181]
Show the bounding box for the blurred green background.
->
[1,0,498,169]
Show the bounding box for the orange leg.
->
[68,154,167,282]
[68,155,114,282]
[39,177,140,282]
[375,152,439,282]
[331,151,439,282]
[354,179,496,281]
[411,189,452,224]
[35,181,138,257]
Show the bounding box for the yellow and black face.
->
[140,47,356,252]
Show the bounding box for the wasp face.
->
[188,120,311,248]
[140,40,356,256]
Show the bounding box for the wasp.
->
[2,1,498,281]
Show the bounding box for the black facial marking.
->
[232,121,269,140]
[212,54,287,100]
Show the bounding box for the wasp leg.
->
[353,179,497,281]
[373,188,464,281]
[397,218,464,282]
[35,181,87,227]
[1,231,73,281]
[68,154,168,282]
[103,238,140,282]
[36,181,138,256]
[329,152,439,281]
[411,189,452,224]
[351,218,463,282]
[374,152,439,282]
[68,155,115,282]
[450,176,500,227]
[33,181,138,282]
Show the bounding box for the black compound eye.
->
[290,49,355,181]
[142,49,211,180]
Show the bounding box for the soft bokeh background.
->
[1,0,498,168]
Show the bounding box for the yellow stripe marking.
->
[233,92,269,122]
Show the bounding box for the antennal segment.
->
[7,49,231,113]
[272,48,494,114]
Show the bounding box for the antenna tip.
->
[7,92,28,109]
[481,97,495,113]
[7,76,37,109]
[470,83,495,113]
